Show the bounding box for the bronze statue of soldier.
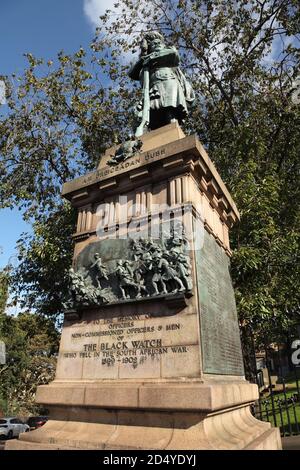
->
[129,31,195,136]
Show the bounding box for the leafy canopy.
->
[0,312,59,415]
[0,0,299,348]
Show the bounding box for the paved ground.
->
[0,437,299,450]
[282,436,300,450]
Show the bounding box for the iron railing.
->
[252,366,300,436]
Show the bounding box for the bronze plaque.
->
[196,230,244,375]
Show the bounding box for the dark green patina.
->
[129,31,195,136]
[64,225,192,310]
[196,230,244,376]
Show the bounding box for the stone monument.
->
[6,32,281,450]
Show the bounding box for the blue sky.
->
[0,0,110,269]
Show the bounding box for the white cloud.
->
[83,0,117,28]
[83,0,141,64]
[5,303,20,317]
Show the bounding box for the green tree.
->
[13,204,77,317]
[0,312,59,415]
[0,49,133,215]
[0,46,137,316]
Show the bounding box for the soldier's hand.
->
[143,52,158,66]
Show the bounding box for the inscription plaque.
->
[196,230,244,375]
[57,220,199,381]
[56,311,200,380]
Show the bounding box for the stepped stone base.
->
[5,381,281,450]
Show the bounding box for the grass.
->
[258,377,300,435]
[262,402,300,435]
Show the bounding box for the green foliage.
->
[0,48,135,216]
[0,0,299,352]
[11,203,77,316]
[0,313,59,416]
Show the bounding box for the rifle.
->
[135,65,150,137]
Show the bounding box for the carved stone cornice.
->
[62,130,240,228]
